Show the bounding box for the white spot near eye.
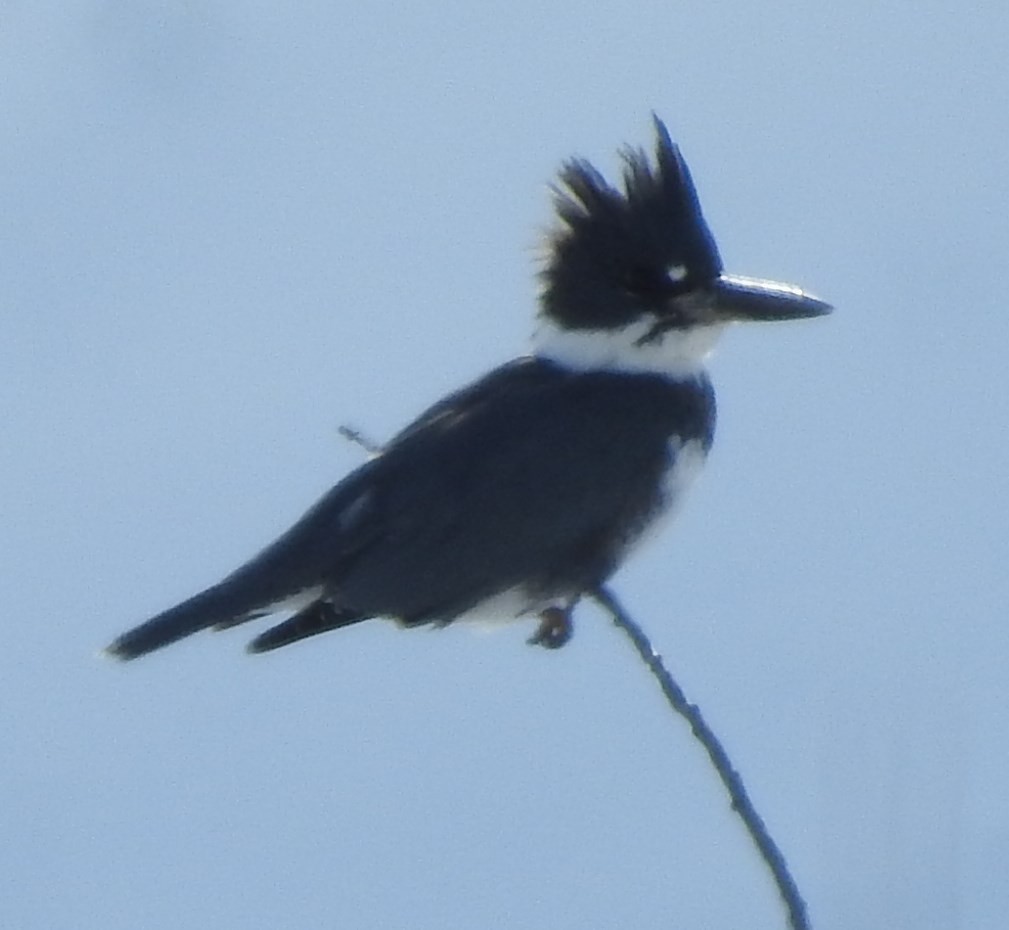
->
[668,264,688,282]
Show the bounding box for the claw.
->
[527,605,573,649]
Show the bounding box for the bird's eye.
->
[621,264,671,297]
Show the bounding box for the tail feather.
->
[105,585,245,660]
[247,601,366,653]
[105,466,380,660]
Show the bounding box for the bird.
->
[106,117,830,660]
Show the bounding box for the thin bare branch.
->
[591,586,811,930]
[337,424,383,456]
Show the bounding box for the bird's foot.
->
[527,605,573,649]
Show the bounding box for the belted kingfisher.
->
[107,117,829,660]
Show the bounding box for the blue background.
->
[3,3,1007,928]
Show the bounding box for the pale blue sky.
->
[3,3,1007,928]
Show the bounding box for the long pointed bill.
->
[710,273,832,321]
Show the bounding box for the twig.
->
[590,586,810,930]
[337,424,383,456]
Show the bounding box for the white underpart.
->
[453,586,550,630]
[637,436,708,552]
[531,317,724,378]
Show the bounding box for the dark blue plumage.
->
[109,358,714,657]
[106,118,827,660]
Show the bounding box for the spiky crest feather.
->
[540,117,722,329]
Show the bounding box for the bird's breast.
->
[628,435,709,554]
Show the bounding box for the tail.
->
[107,589,367,659]
[105,470,378,660]
[105,584,264,660]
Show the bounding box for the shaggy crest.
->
[541,117,723,329]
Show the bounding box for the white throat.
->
[531,317,724,378]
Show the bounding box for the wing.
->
[104,365,544,660]
[329,357,713,624]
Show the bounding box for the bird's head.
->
[535,117,830,376]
